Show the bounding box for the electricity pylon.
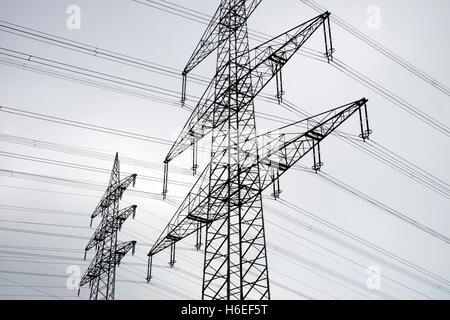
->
[147,0,371,300]
[79,153,138,300]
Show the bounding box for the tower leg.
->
[162,161,169,199]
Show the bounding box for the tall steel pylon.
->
[79,153,138,300]
[147,0,372,300]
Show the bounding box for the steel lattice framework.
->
[79,153,138,300]
[147,0,371,300]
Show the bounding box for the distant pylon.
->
[78,153,137,300]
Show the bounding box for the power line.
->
[0,47,188,101]
[0,132,193,176]
[130,0,450,137]
[0,167,172,202]
[1,107,448,288]
[300,0,450,96]
[266,202,449,295]
[0,150,192,188]
[1,198,444,297]
[1,0,446,300]
[298,166,450,245]
[0,51,186,109]
[2,110,447,257]
[2,109,449,200]
[278,199,450,288]
[0,191,435,299]
[265,214,430,299]
[0,105,174,145]
[279,99,450,198]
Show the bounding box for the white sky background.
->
[0,0,449,300]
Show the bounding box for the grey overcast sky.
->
[0,0,449,300]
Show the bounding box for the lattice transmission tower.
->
[146,0,371,300]
[79,153,138,300]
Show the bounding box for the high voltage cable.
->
[0,47,195,111]
[0,54,183,108]
[0,19,286,109]
[130,0,450,137]
[0,199,405,299]
[298,166,450,245]
[1,123,447,246]
[0,269,178,300]
[148,0,450,97]
[0,19,207,82]
[1,4,446,138]
[0,167,177,203]
[0,200,444,297]
[0,0,446,300]
[0,54,186,109]
[1,106,447,245]
[2,99,449,199]
[0,133,193,176]
[2,121,449,200]
[331,57,450,137]
[265,215,430,299]
[266,203,450,295]
[278,199,450,288]
[268,244,395,299]
[1,21,448,139]
[2,143,447,249]
[2,6,447,139]
[0,202,430,299]
[279,99,450,198]
[0,150,192,188]
[0,190,436,298]
[4,197,446,296]
[0,105,175,145]
[299,0,450,96]
[0,47,185,99]
[0,47,297,125]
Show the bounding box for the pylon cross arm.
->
[91,174,137,219]
[256,99,370,186]
[167,12,331,163]
[149,164,212,256]
[85,205,137,251]
[149,99,369,259]
[80,241,136,286]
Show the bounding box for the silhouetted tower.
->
[79,153,138,300]
[147,0,371,300]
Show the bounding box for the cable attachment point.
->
[358,103,372,142]
[196,222,202,250]
[181,72,187,107]
[275,68,285,104]
[162,161,169,200]
[323,16,334,63]
[270,164,282,199]
[190,131,198,176]
[312,143,324,173]
[169,242,176,268]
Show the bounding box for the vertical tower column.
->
[202,0,270,300]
